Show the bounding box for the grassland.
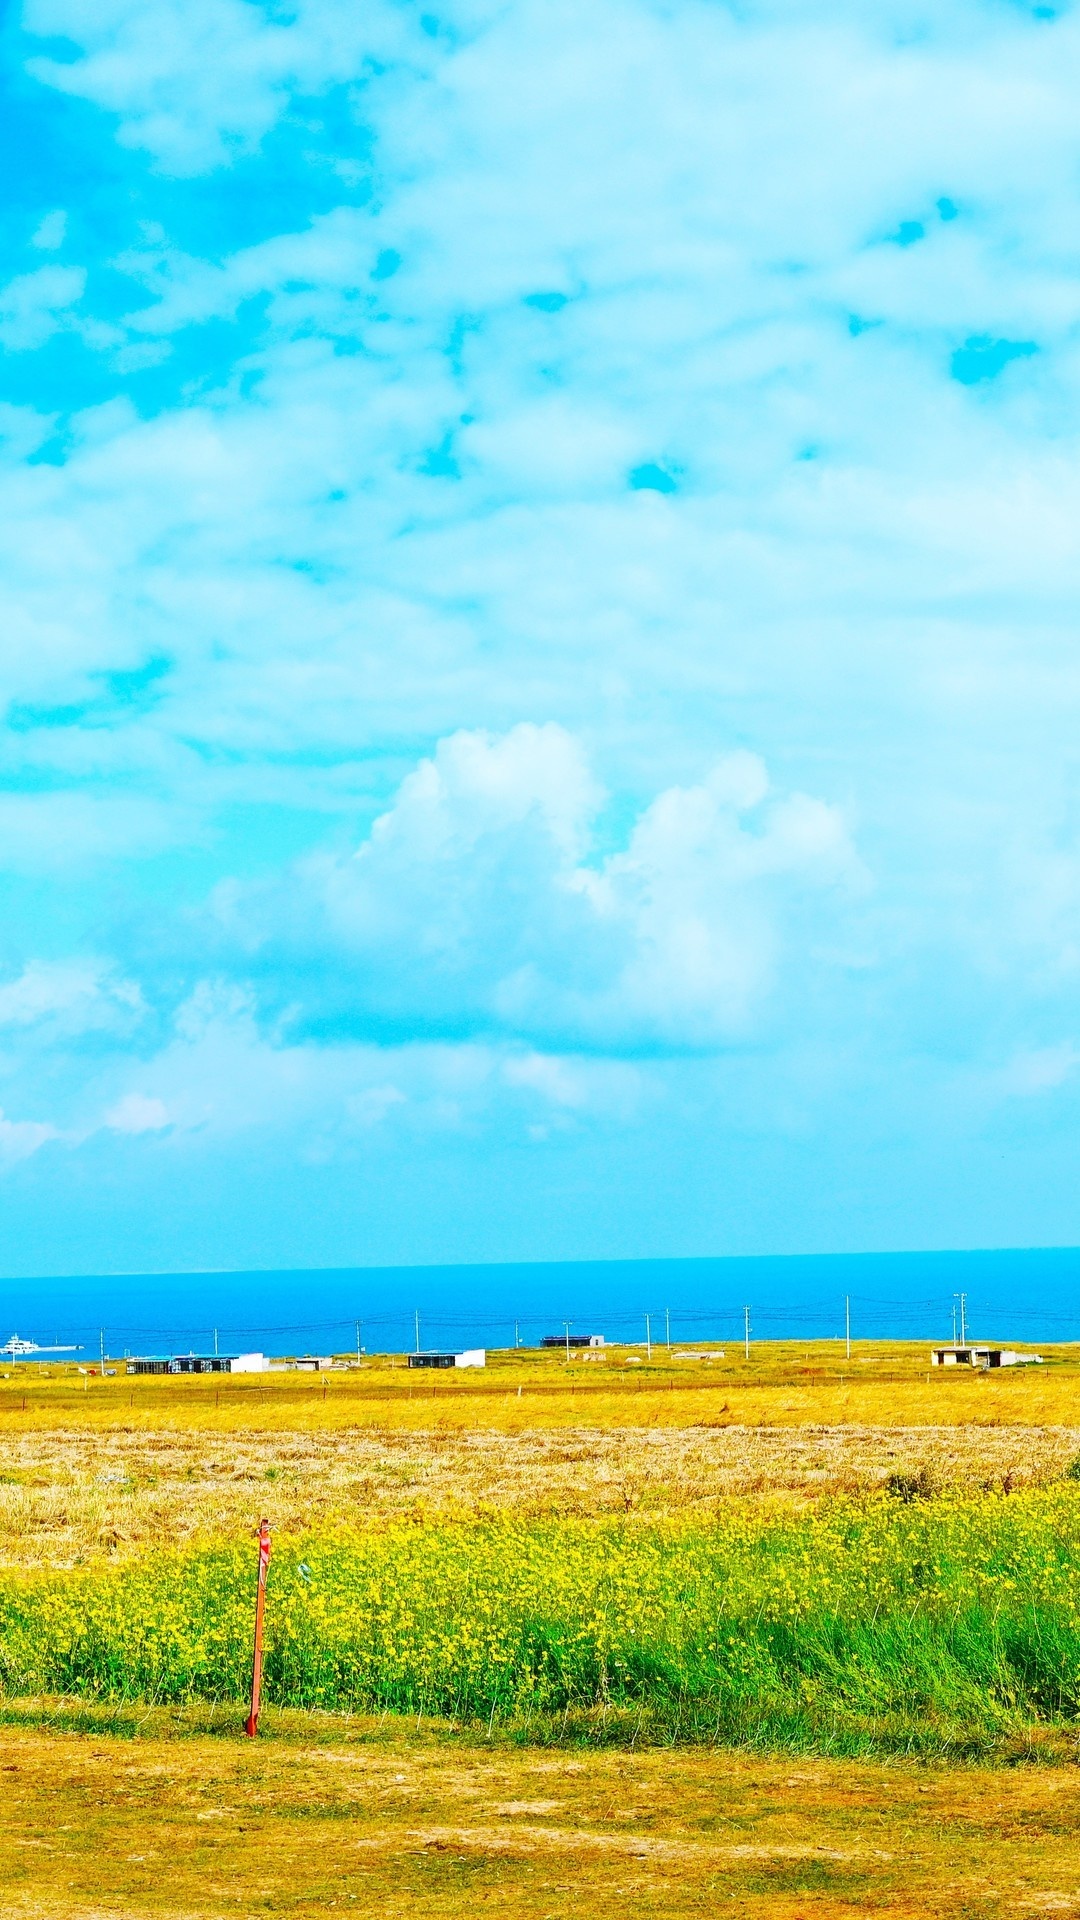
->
[0,1341,1075,1566]
[1,1341,1079,1917]
[5,1703,1080,1920]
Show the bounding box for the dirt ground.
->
[0,1707,1077,1919]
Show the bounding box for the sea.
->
[4,1246,1080,1360]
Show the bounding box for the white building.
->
[930,1347,1042,1368]
[408,1349,486,1369]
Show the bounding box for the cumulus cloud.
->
[229,724,860,1051]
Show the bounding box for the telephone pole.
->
[645,1313,652,1361]
[743,1306,751,1360]
[844,1295,851,1361]
[414,1310,420,1355]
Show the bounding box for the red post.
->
[244,1517,272,1737]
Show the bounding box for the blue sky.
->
[1,0,1079,1274]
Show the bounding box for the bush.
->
[884,1464,940,1502]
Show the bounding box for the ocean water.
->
[3,1246,1080,1358]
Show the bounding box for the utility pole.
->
[563,1321,572,1365]
[414,1310,421,1355]
[99,1328,105,1371]
[514,1320,520,1349]
[355,1320,361,1364]
[645,1313,652,1362]
[953,1293,967,1346]
[213,1327,219,1357]
[743,1305,751,1360]
[951,1302,957,1345]
[844,1295,851,1362]
[665,1306,671,1354]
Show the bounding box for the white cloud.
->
[0,1109,58,1163]
[0,265,85,349]
[104,1092,170,1132]
[31,210,67,250]
[345,1083,406,1127]
[0,962,144,1036]
[502,1049,640,1117]
[999,1043,1080,1098]
[238,724,860,1050]
[24,0,422,174]
[117,207,379,335]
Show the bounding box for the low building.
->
[930,1346,1043,1368]
[408,1349,486,1369]
[126,1354,234,1375]
[540,1334,605,1349]
[125,1350,271,1375]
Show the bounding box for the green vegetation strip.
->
[1,1491,1078,1756]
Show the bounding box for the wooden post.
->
[244,1518,272,1737]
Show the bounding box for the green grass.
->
[0,1488,1078,1757]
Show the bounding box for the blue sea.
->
[4,1247,1080,1359]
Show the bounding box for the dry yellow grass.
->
[0,1418,1077,1568]
[0,1704,1077,1918]
[0,1342,1075,1567]
[3,1339,1078,1435]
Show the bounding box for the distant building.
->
[540,1334,605,1349]
[408,1349,486,1369]
[930,1347,1043,1368]
[125,1350,271,1376]
[126,1354,234,1375]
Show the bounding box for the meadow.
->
[1,1342,1079,1917]
[4,1491,1080,1759]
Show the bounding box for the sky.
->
[1,0,1080,1277]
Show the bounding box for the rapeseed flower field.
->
[1,1487,1078,1754]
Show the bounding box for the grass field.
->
[5,1703,1080,1920]
[1,1342,1079,1916]
[3,1703,1080,1920]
